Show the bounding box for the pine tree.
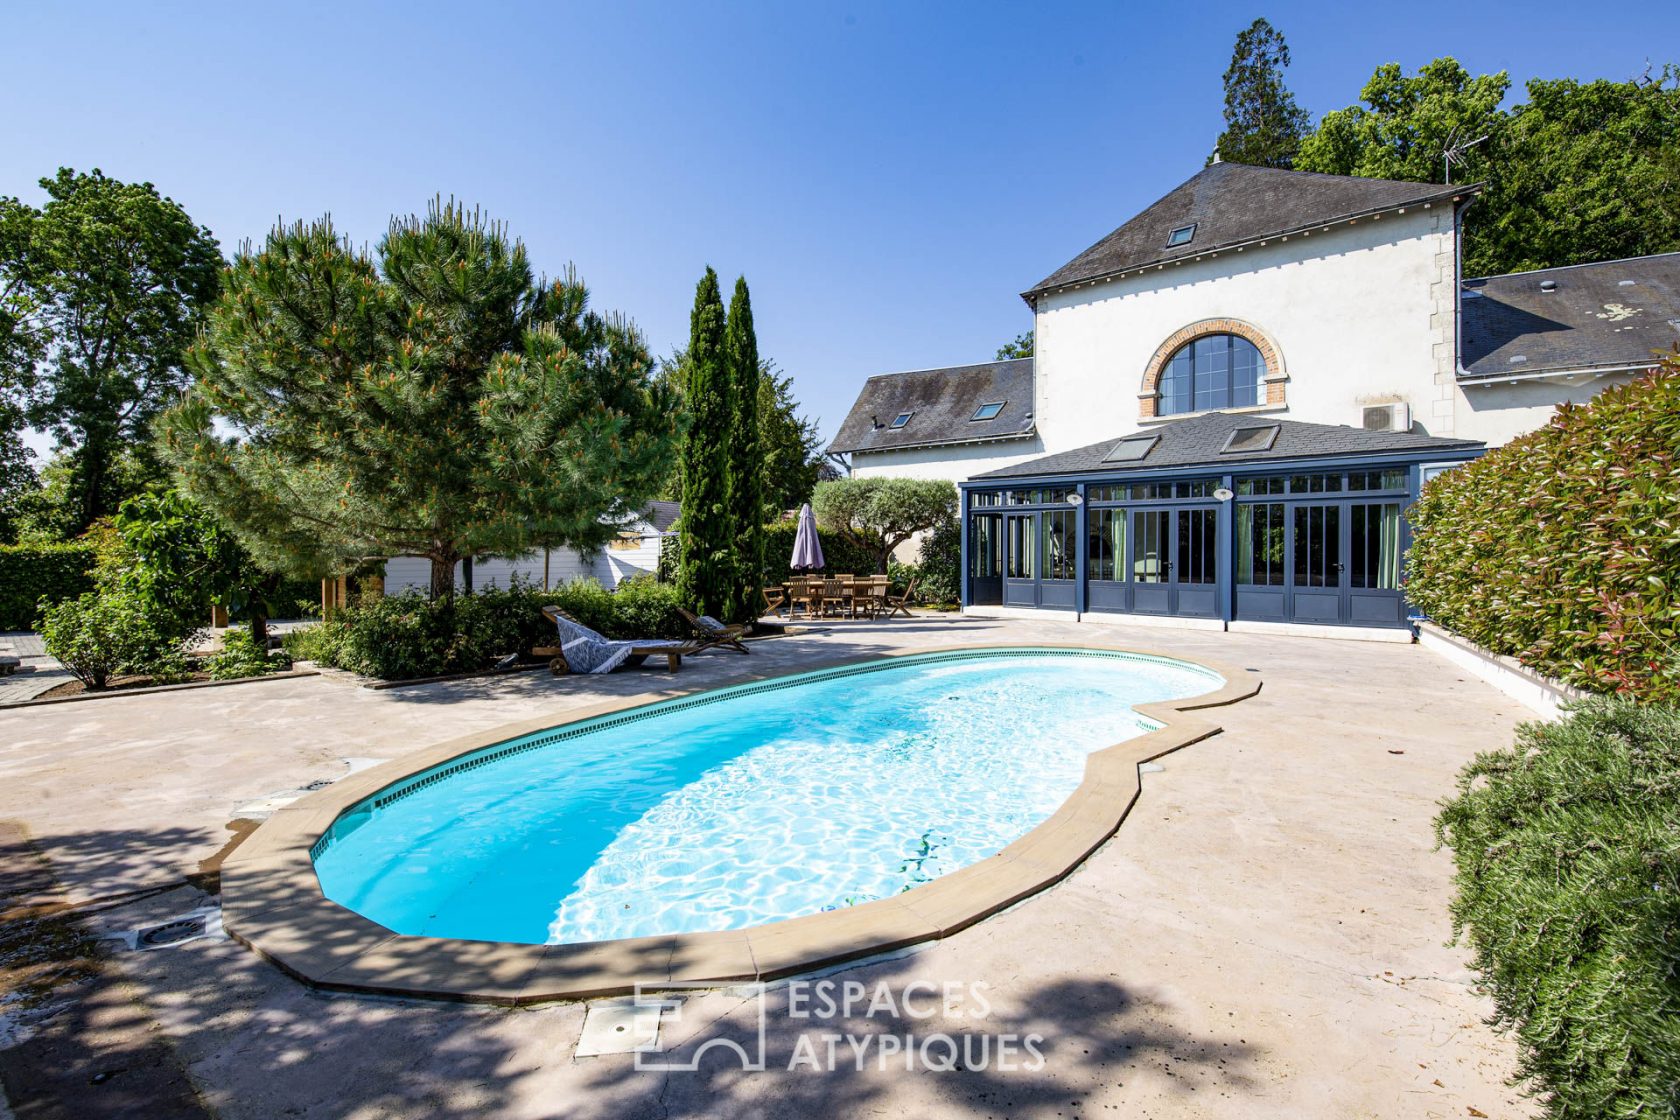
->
[159,200,680,600]
[1212,18,1312,169]
[725,276,765,622]
[677,268,735,617]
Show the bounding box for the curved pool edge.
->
[219,642,1261,1005]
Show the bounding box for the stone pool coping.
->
[220,642,1261,1005]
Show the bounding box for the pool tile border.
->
[222,642,1259,1004]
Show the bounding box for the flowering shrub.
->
[1407,355,1680,701]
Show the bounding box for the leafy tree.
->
[159,200,681,601]
[1298,60,1680,277]
[0,198,43,540]
[1297,58,1509,185]
[110,490,291,644]
[676,268,735,617]
[655,349,823,511]
[811,476,958,573]
[995,330,1034,360]
[756,363,825,511]
[1211,18,1313,168]
[3,449,153,545]
[1472,71,1680,275]
[0,420,34,544]
[725,276,766,621]
[0,169,222,532]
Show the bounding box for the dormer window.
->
[1221,423,1280,454]
[889,411,913,429]
[970,401,1005,422]
[1103,434,1159,463]
[1166,223,1196,248]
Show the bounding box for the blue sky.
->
[7,1,1675,453]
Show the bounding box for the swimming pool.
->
[311,648,1223,945]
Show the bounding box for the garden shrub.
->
[915,512,961,604]
[293,578,689,681]
[281,619,348,666]
[1435,699,1680,1120]
[1407,358,1680,701]
[37,589,199,689]
[325,592,489,680]
[0,543,97,630]
[206,624,293,680]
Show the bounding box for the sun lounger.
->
[540,605,700,674]
[678,608,751,654]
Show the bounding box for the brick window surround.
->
[1139,318,1287,419]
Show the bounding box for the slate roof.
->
[641,500,681,533]
[1025,163,1468,301]
[828,358,1036,455]
[1460,252,1680,380]
[972,412,1482,481]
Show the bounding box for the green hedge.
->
[1436,699,1680,1120]
[1407,360,1680,702]
[660,520,882,588]
[285,577,688,681]
[0,543,99,630]
[760,520,879,581]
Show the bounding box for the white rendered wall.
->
[384,551,593,594]
[1453,371,1642,446]
[848,437,1045,484]
[1032,207,1461,452]
[595,536,662,585]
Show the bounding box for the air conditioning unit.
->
[1362,402,1412,432]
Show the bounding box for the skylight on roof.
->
[971,401,1005,422]
[1103,434,1159,464]
[1220,424,1280,454]
[1166,223,1197,248]
[889,411,913,429]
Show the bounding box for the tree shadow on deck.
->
[3,818,1258,1120]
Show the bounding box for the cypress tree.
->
[725,276,765,623]
[677,268,735,617]
[1212,18,1312,169]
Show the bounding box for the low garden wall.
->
[1416,621,1586,719]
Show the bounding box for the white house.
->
[828,163,1679,633]
[383,501,679,595]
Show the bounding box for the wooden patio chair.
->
[858,575,891,619]
[821,576,848,618]
[884,577,918,619]
[677,608,751,655]
[539,604,701,674]
[761,585,787,619]
[790,576,822,619]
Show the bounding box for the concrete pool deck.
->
[0,615,1538,1118]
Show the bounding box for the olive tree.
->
[811,476,957,573]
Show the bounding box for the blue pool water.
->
[312,648,1220,944]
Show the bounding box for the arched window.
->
[1157,334,1266,416]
